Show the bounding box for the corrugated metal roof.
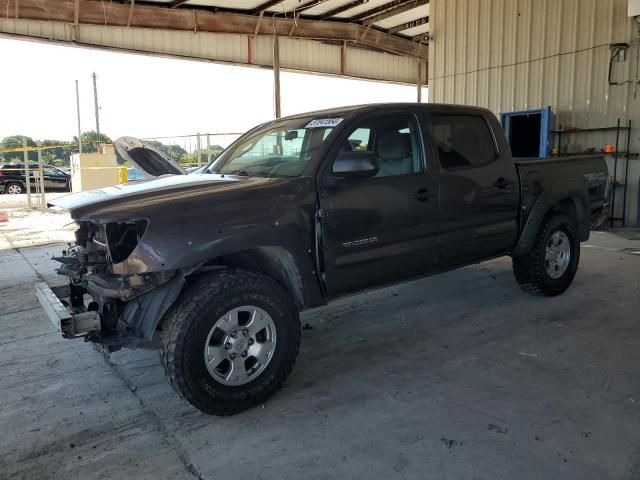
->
[0,0,428,86]
[130,0,429,40]
[0,16,424,84]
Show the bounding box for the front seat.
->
[376,131,412,177]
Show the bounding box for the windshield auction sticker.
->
[305,118,343,128]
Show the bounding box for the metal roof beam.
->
[350,0,417,22]
[288,0,331,14]
[7,0,427,59]
[363,0,428,24]
[168,0,191,8]
[250,0,284,15]
[319,0,370,20]
[412,32,429,43]
[387,16,428,34]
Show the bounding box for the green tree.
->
[0,135,37,162]
[146,141,188,162]
[41,140,74,166]
[73,131,113,154]
[181,145,224,165]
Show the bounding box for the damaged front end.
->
[36,219,186,350]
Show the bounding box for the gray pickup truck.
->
[36,104,608,415]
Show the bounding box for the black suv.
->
[0,163,71,194]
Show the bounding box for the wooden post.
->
[273,35,281,119]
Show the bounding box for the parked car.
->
[0,163,71,194]
[36,104,608,415]
[184,164,208,173]
[126,167,146,182]
[126,165,206,182]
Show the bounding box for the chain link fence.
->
[0,132,244,208]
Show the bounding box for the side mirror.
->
[333,152,378,179]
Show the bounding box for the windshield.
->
[209,116,342,177]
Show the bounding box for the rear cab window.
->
[431,115,498,170]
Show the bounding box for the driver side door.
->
[318,112,440,297]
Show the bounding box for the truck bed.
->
[515,155,609,223]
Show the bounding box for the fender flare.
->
[512,177,590,257]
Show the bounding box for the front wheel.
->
[512,213,580,296]
[160,270,300,415]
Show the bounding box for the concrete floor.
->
[0,193,74,250]
[1,232,640,480]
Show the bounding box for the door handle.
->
[414,188,436,202]
[493,177,510,189]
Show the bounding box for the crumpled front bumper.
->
[34,282,101,338]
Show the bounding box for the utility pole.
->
[75,80,82,154]
[92,72,101,141]
[273,36,281,119]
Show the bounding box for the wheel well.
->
[550,197,578,222]
[194,247,305,308]
[513,194,588,257]
[547,196,589,240]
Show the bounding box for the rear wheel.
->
[160,270,300,415]
[512,213,580,296]
[5,183,23,194]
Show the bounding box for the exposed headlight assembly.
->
[105,220,148,263]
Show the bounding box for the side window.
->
[347,128,372,152]
[340,116,424,178]
[43,167,63,176]
[431,115,497,170]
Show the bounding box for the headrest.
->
[378,131,410,160]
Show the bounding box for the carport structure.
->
[0,0,429,117]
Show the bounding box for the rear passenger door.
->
[425,111,519,267]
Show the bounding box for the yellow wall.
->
[70,145,121,192]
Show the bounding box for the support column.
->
[417,59,423,103]
[273,35,281,119]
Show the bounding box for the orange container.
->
[604,144,616,153]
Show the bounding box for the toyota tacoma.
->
[35,104,608,415]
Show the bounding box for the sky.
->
[0,38,427,148]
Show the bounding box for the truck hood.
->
[49,173,263,219]
[115,136,187,176]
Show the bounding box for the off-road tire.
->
[5,182,24,194]
[512,213,580,297]
[160,270,300,415]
